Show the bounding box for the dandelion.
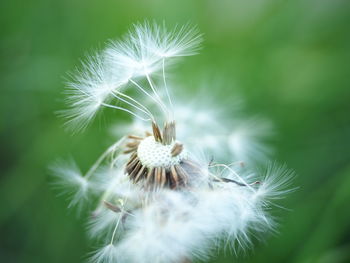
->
[54,22,295,263]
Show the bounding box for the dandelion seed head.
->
[55,21,295,263]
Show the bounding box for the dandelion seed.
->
[51,160,90,209]
[88,208,121,239]
[54,21,295,263]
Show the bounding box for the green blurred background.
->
[1,0,350,262]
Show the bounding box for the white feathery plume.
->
[253,162,296,202]
[88,208,122,240]
[54,21,295,263]
[116,197,211,263]
[90,168,143,218]
[169,98,273,164]
[51,160,89,209]
[62,22,203,132]
[105,22,202,78]
[228,117,274,163]
[63,54,119,131]
[89,244,119,263]
[151,22,203,58]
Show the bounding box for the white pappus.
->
[53,21,295,263]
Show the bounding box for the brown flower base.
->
[124,122,201,189]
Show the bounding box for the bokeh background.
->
[1,0,350,262]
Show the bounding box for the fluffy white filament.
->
[54,21,294,263]
[62,22,202,131]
